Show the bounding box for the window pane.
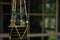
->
[58,6,60,32]
[0,5,3,33]
[44,16,56,40]
[30,0,42,13]
[44,16,56,33]
[44,0,56,14]
[30,16,43,33]
[43,36,49,40]
[44,36,56,40]
[3,5,11,33]
[57,0,60,39]
[3,15,10,33]
[30,37,42,40]
[3,38,9,40]
[3,5,11,14]
[3,0,11,2]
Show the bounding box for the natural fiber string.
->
[9,0,29,40]
[9,0,21,40]
[20,0,29,39]
[9,0,16,40]
[18,0,29,40]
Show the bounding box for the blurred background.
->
[0,0,60,40]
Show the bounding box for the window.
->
[0,0,59,40]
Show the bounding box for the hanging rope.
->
[9,0,29,40]
[9,0,21,40]
[19,0,29,40]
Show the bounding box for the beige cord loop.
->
[19,0,28,40]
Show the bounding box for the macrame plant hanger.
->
[9,0,29,40]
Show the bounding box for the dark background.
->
[0,0,59,40]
